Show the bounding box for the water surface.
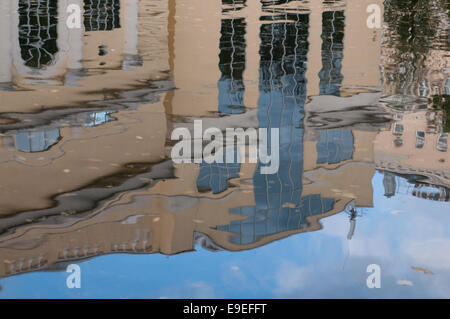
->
[0,0,449,298]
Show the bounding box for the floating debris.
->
[412,266,433,275]
[397,280,413,286]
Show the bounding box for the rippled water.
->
[0,0,449,298]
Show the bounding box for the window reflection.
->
[18,0,58,69]
[217,6,247,114]
[316,129,354,164]
[416,131,425,148]
[383,171,397,198]
[15,128,60,153]
[437,133,448,152]
[84,0,121,32]
[319,10,345,96]
[382,170,450,202]
[196,162,241,194]
[84,111,116,127]
[393,123,404,136]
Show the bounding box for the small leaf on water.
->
[412,266,433,274]
[397,280,413,286]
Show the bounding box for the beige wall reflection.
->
[0,0,387,278]
[3,0,447,280]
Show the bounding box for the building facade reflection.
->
[83,0,121,32]
[0,0,448,280]
[217,10,338,245]
[18,0,59,69]
[318,10,345,96]
[217,0,247,114]
[0,0,144,88]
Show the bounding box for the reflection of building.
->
[84,0,121,32]
[380,170,450,202]
[12,0,67,83]
[217,1,247,114]
[14,128,61,153]
[0,0,172,216]
[0,109,117,154]
[196,161,241,194]
[315,129,354,164]
[189,2,383,247]
[375,109,450,188]
[0,0,388,277]
[0,117,380,277]
[0,0,143,90]
[215,11,337,245]
[0,99,169,215]
[319,10,345,96]
[17,0,59,70]
[383,171,396,197]
[167,0,384,117]
[381,0,449,98]
[302,127,377,213]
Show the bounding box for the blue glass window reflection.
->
[196,162,241,194]
[15,128,60,152]
[318,11,345,96]
[316,129,354,164]
[84,111,116,127]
